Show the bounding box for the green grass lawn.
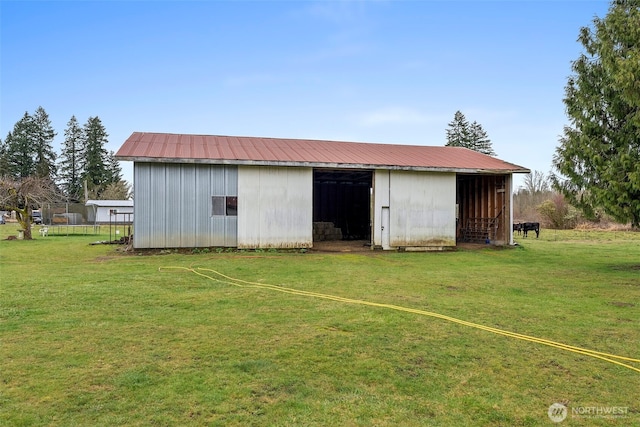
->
[1,226,639,426]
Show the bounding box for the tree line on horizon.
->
[0,106,129,202]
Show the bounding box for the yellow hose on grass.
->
[160,266,640,374]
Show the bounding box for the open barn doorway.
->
[456,174,510,245]
[313,169,373,247]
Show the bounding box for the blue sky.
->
[1,0,610,189]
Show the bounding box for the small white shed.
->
[85,200,134,224]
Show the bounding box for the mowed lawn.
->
[0,226,638,426]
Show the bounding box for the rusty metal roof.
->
[116,132,529,173]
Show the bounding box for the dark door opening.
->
[313,169,372,241]
[456,174,507,244]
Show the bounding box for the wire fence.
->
[43,224,102,236]
[514,228,640,243]
[38,203,133,240]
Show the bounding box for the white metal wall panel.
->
[388,171,456,248]
[372,170,390,247]
[238,166,312,248]
[132,163,237,248]
[92,206,134,223]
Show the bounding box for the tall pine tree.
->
[58,115,84,201]
[469,121,496,156]
[4,112,37,179]
[32,106,57,181]
[445,111,471,149]
[445,111,496,156]
[81,116,110,199]
[0,137,9,176]
[105,150,123,184]
[2,107,58,180]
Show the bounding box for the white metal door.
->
[381,207,390,249]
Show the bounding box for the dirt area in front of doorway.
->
[310,240,373,253]
[310,240,509,253]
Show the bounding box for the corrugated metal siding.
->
[388,171,456,247]
[165,164,181,247]
[223,167,238,247]
[238,166,312,248]
[133,163,237,249]
[133,165,147,246]
[194,166,211,247]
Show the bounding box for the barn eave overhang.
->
[470,167,531,174]
[117,156,529,174]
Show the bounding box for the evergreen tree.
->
[469,121,496,156]
[105,150,123,184]
[552,0,640,227]
[4,112,37,178]
[59,115,84,201]
[445,111,471,149]
[2,107,58,180]
[445,111,497,156]
[0,137,9,176]
[32,106,57,181]
[81,116,110,199]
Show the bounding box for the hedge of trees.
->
[0,106,129,202]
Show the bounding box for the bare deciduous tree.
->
[522,171,550,194]
[0,176,60,239]
[513,171,553,222]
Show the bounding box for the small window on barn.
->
[226,196,237,216]
[212,196,225,216]
[212,196,237,216]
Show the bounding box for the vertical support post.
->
[508,174,514,245]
